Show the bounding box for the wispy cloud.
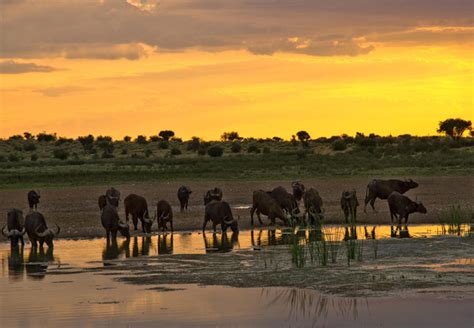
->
[0,60,58,74]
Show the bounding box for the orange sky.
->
[0,1,473,140]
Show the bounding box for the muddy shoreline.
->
[0,176,472,239]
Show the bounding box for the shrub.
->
[149,135,162,142]
[36,132,57,142]
[158,141,169,149]
[208,146,224,157]
[22,141,36,152]
[170,148,182,156]
[221,131,241,141]
[0,155,6,162]
[197,147,207,156]
[263,146,271,154]
[8,153,21,162]
[187,137,201,152]
[30,153,38,161]
[9,135,24,141]
[55,137,73,146]
[332,139,347,151]
[230,142,242,153]
[135,135,148,145]
[144,149,153,157]
[121,149,128,155]
[296,149,309,159]
[159,130,175,141]
[247,144,260,153]
[102,151,114,159]
[123,136,132,142]
[53,149,69,160]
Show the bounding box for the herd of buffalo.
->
[2,179,427,249]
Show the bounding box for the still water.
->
[0,225,472,327]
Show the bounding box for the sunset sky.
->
[0,0,472,140]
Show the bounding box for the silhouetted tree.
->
[159,130,175,141]
[36,132,57,142]
[23,132,34,140]
[123,136,131,142]
[135,135,148,144]
[437,118,472,139]
[221,131,241,141]
[296,131,310,147]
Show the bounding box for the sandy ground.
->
[0,176,472,239]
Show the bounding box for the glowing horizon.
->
[1,1,472,140]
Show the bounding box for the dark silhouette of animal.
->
[364,179,418,212]
[291,182,305,201]
[203,201,238,233]
[124,194,154,232]
[303,188,324,224]
[101,204,130,242]
[105,187,121,207]
[340,190,359,224]
[157,200,173,232]
[204,187,223,205]
[24,211,60,248]
[268,186,299,214]
[387,192,427,224]
[203,231,238,253]
[98,195,107,211]
[251,190,290,226]
[27,190,40,210]
[2,209,26,246]
[177,186,192,211]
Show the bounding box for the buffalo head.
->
[35,224,60,248]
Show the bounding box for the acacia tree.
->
[437,118,472,139]
[296,130,311,147]
[221,131,241,141]
[159,130,175,141]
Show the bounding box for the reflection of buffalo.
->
[27,190,40,210]
[390,225,411,238]
[102,238,130,261]
[203,231,239,253]
[177,186,192,212]
[364,179,418,213]
[26,247,54,280]
[2,209,26,247]
[158,234,174,254]
[387,192,427,224]
[25,211,60,248]
[7,245,25,281]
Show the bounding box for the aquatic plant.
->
[437,205,473,235]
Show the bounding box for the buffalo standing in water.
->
[303,188,324,224]
[364,179,418,213]
[124,194,154,233]
[177,186,192,212]
[27,190,40,210]
[203,201,238,233]
[2,209,26,247]
[157,200,173,232]
[24,211,60,248]
[101,204,130,242]
[251,190,290,226]
[387,192,427,224]
[341,190,359,224]
[291,182,306,202]
[204,187,223,205]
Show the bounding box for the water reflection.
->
[262,287,368,325]
[8,246,24,281]
[25,247,55,280]
[158,234,174,254]
[391,225,411,238]
[203,232,239,253]
[102,239,130,261]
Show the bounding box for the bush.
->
[263,146,271,154]
[247,144,260,153]
[230,142,242,153]
[197,147,206,156]
[0,155,6,162]
[144,149,153,157]
[123,136,131,142]
[135,135,148,145]
[170,148,182,156]
[8,153,21,162]
[53,149,69,160]
[22,141,36,152]
[332,139,347,151]
[149,135,162,142]
[121,149,128,155]
[55,137,73,146]
[36,132,57,142]
[296,149,309,159]
[158,141,169,149]
[208,146,224,157]
[30,153,38,161]
[159,130,175,141]
[102,151,114,159]
[187,137,201,152]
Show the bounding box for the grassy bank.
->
[1,148,473,189]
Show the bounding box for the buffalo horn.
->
[118,221,128,229]
[223,216,235,224]
[53,223,60,237]
[1,225,7,237]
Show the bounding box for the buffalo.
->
[98,195,107,211]
[364,179,418,213]
[303,188,324,224]
[387,192,427,224]
[269,186,299,214]
[24,211,60,248]
[101,204,130,242]
[2,209,26,247]
[291,182,306,202]
[27,190,40,210]
[105,187,121,207]
[157,200,174,232]
[177,186,192,212]
[340,190,359,224]
[124,194,154,232]
[251,190,291,226]
[204,187,223,205]
[202,200,238,233]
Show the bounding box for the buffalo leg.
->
[256,210,264,225]
[170,220,174,232]
[202,218,208,232]
[212,222,217,233]
[132,215,138,231]
[250,206,256,226]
